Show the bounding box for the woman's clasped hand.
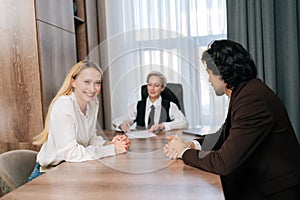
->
[111,135,131,154]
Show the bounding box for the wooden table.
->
[1,130,224,200]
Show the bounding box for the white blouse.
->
[113,96,188,130]
[37,93,115,167]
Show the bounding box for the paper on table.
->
[126,130,157,139]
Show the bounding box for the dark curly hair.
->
[201,40,257,89]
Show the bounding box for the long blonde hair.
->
[33,60,103,145]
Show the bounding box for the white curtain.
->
[98,0,228,130]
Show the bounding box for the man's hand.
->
[163,135,188,159]
[163,143,180,159]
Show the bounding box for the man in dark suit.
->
[164,40,300,200]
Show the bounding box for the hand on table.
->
[112,135,131,154]
[163,135,188,159]
[119,121,131,133]
[148,123,165,133]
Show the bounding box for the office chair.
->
[141,83,185,115]
[0,149,37,196]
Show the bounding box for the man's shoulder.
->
[245,79,275,95]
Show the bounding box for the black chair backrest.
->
[141,83,185,115]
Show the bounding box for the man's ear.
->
[161,86,165,91]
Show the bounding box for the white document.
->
[126,130,157,139]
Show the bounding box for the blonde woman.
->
[29,60,131,181]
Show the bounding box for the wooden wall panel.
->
[86,0,99,52]
[85,0,104,128]
[74,0,88,61]
[97,0,111,129]
[37,21,77,117]
[0,0,43,153]
[35,0,75,33]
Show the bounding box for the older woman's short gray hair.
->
[146,71,167,87]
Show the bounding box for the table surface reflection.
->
[1,130,224,200]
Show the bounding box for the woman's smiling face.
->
[72,67,102,107]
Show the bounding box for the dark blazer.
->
[135,99,171,129]
[182,79,300,200]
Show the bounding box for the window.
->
[100,0,228,129]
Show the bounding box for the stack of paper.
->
[126,130,157,139]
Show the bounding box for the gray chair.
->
[141,83,185,115]
[0,149,37,196]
